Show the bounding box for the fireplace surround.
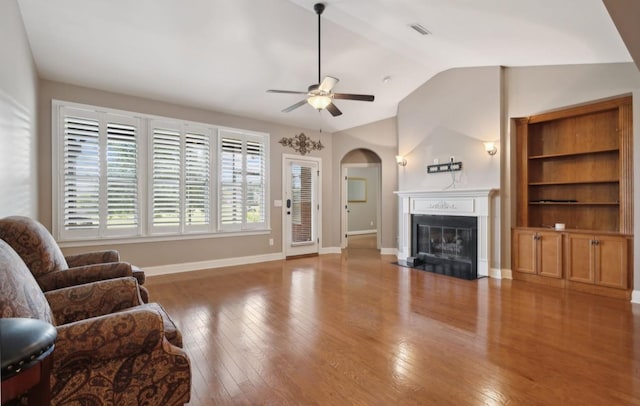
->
[395,188,498,278]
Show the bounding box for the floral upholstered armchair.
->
[0,216,149,302]
[0,239,191,405]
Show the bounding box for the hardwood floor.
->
[146,247,640,405]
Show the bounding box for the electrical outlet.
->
[269,238,274,246]
[370,221,374,226]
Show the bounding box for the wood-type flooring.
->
[146,241,640,405]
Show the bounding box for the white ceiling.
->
[17,0,631,133]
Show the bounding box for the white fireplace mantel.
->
[394,188,499,278]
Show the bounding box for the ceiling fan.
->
[266,2,375,117]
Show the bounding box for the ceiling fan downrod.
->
[314,3,325,86]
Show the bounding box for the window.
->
[53,101,269,242]
[219,130,267,231]
[150,121,213,234]
[58,107,140,240]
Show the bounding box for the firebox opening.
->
[411,214,478,280]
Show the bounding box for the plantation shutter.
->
[62,114,101,234]
[219,137,243,228]
[218,131,268,231]
[54,101,269,241]
[106,120,138,231]
[245,140,266,225]
[184,131,210,229]
[152,126,181,230]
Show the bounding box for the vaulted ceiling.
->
[17,0,632,133]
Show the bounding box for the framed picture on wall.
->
[347,177,366,202]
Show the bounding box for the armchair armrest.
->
[53,307,165,371]
[64,250,120,267]
[45,277,143,324]
[38,262,133,291]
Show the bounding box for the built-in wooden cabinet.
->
[513,229,562,278]
[566,233,628,290]
[512,96,633,299]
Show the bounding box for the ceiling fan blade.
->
[282,99,308,113]
[333,93,375,102]
[318,76,339,92]
[326,102,342,117]
[267,89,308,95]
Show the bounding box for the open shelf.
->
[528,179,619,186]
[515,95,632,234]
[528,201,619,206]
[528,148,619,160]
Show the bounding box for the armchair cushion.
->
[45,278,181,347]
[53,307,165,368]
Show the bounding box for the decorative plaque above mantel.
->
[412,198,475,215]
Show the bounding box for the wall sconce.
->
[395,155,407,166]
[484,142,498,156]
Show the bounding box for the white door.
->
[284,156,320,257]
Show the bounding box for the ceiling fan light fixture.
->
[307,94,332,110]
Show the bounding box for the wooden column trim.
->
[619,101,633,234]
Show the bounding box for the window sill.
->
[57,229,272,248]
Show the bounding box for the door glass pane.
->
[291,164,313,243]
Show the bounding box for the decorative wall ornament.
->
[279,133,324,155]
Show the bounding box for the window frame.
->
[52,100,270,244]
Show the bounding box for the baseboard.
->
[145,252,284,276]
[380,247,397,256]
[488,268,503,279]
[632,290,640,304]
[319,246,342,255]
[347,230,377,236]
[500,268,513,280]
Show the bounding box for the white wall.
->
[0,0,38,218]
[397,66,501,191]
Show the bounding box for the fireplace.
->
[411,214,478,280]
[395,188,498,278]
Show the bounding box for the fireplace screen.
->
[412,215,478,280]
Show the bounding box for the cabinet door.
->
[566,233,594,284]
[513,229,536,274]
[538,231,562,278]
[595,235,628,289]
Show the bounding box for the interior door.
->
[284,157,319,257]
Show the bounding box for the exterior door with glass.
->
[283,156,319,257]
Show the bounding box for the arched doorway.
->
[341,149,382,249]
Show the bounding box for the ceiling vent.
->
[409,23,431,36]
